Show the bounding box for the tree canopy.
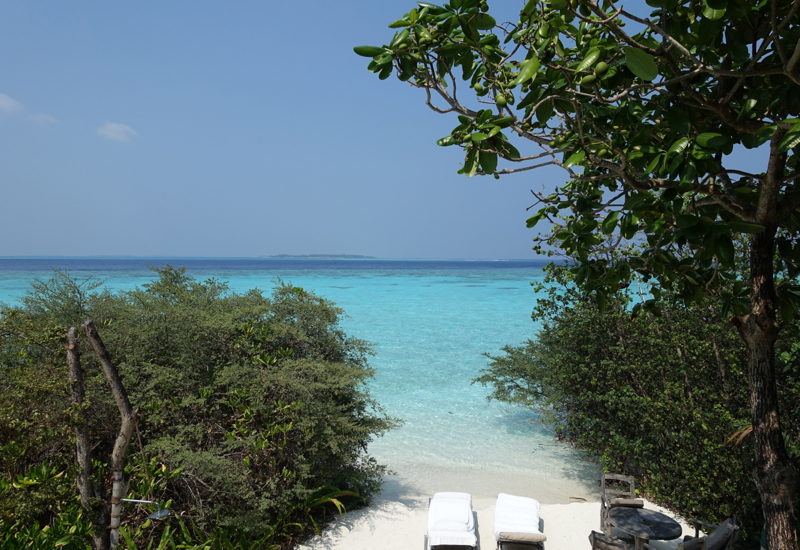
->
[358,0,800,546]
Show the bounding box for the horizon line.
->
[0,255,550,261]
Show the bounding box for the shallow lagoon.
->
[0,258,599,502]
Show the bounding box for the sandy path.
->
[298,497,697,550]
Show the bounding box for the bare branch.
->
[785,38,800,76]
[777,0,800,32]
[584,0,660,54]
[496,160,557,175]
[616,7,702,68]
[772,0,789,65]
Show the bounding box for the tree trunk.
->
[81,320,139,549]
[735,228,798,549]
[66,327,110,550]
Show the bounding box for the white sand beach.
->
[298,496,697,550]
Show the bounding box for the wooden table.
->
[606,507,683,550]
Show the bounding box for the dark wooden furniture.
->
[606,507,682,550]
[644,518,738,550]
[601,473,644,531]
[589,530,628,550]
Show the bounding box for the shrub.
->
[475,264,800,541]
[0,267,395,548]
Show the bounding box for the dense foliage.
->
[476,263,800,542]
[0,267,394,548]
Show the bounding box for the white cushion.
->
[494,493,545,542]
[427,493,476,548]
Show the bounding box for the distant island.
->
[263,254,377,259]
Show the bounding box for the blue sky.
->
[0,1,765,259]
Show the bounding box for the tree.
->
[358,0,800,546]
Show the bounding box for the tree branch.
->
[82,319,139,549]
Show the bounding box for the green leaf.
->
[473,14,497,30]
[498,140,521,159]
[602,211,620,234]
[703,2,726,19]
[728,221,766,234]
[680,158,697,184]
[623,48,659,81]
[417,1,447,13]
[595,291,607,311]
[462,148,479,177]
[696,133,727,149]
[668,137,690,155]
[716,234,735,267]
[575,48,601,73]
[696,132,728,149]
[645,154,663,174]
[536,101,554,124]
[479,151,498,173]
[742,124,777,149]
[563,150,586,169]
[779,123,800,152]
[390,29,410,48]
[354,46,385,58]
[667,108,691,135]
[378,63,393,80]
[437,43,469,55]
[676,215,700,229]
[737,97,758,120]
[513,57,541,86]
[522,0,538,16]
[526,212,544,228]
[388,19,411,28]
[517,90,540,110]
[471,132,490,142]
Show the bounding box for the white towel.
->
[494,492,542,541]
[427,492,477,548]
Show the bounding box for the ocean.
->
[0,258,599,503]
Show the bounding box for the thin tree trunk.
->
[66,327,110,550]
[734,227,798,549]
[82,320,139,549]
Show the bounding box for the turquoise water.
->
[0,260,598,502]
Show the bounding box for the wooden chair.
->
[600,473,644,532]
[668,518,738,550]
[589,530,629,549]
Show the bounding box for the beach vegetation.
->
[0,267,394,549]
[476,260,800,544]
[360,0,800,544]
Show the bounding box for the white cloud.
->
[30,113,57,125]
[97,121,139,142]
[0,93,23,114]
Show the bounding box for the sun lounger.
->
[425,492,477,549]
[494,493,547,549]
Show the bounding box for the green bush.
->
[0,267,395,548]
[475,264,800,541]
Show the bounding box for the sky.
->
[0,1,766,259]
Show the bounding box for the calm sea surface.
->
[0,258,598,502]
